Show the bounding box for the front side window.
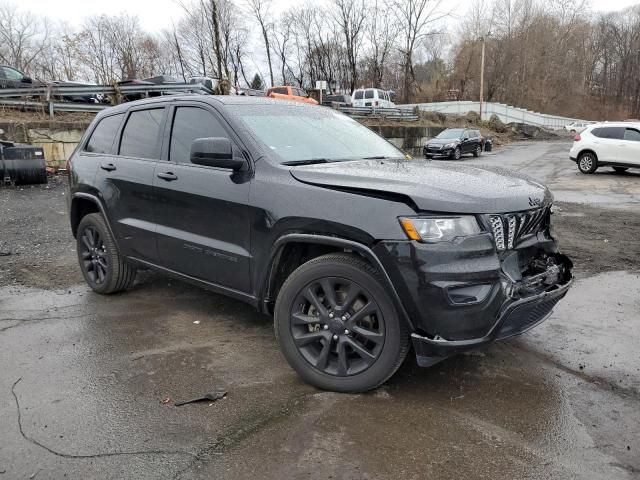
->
[85,113,124,154]
[624,128,640,141]
[235,105,404,163]
[119,109,164,159]
[169,107,228,164]
[271,87,288,95]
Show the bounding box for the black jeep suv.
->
[68,96,572,392]
[424,128,483,160]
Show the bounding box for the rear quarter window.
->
[84,113,124,154]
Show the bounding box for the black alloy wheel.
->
[80,225,108,285]
[289,277,385,377]
[452,147,462,160]
[274,253,409,392]
[76,213,136,294]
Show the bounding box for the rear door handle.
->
[100,163,116,171]
[157,172,178,181]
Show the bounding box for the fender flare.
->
[263,233,415,331]
[70,193,119,252]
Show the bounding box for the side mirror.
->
[190,137,245,170]
[22,76,33,84]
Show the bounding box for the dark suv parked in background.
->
[424,128,483,160]
[68,96,572,392]
[0,65,42,89]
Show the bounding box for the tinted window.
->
[354,91,363,100]
[170,107,228,164]
[624,128,640,141]
[591,127,624,140]
[85,114,124,154]
[119,109,164,159]
[3,67,24,81]
[365,90,374,99]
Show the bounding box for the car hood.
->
[289,159,552,214]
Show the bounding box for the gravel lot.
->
[1,140,639,479]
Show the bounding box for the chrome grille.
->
[488,208,549,250]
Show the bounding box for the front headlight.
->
[444,142,457,148]
[399,216,481,242]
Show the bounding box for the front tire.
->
[274,253,409,392]
[450,147,462,160]
[76,213,136,294]
[578,152,598,174]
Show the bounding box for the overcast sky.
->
[14,0,640,32]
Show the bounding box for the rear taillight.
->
[374,101,379,106]
[574,134,581,141]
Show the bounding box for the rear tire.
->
[76,213,136,294]
[613,166,628,173]
[274,253,409,393]
[473,145,481,157]
[577,152,598,174]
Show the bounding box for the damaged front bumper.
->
[374,230,573,367]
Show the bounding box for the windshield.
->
[435,129,464,139]
[234,105,405,163]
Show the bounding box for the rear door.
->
[153,102,251,292]
[592,127,625,163]
[94,106,166,262]
[621,127,640,166]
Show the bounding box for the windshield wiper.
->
[281,158,332,166]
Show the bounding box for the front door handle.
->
[100,163,116,171]
[157,172,178,181]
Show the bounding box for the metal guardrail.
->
[0,83,212,117]
[336,106,418,121]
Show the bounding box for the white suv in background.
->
[569,122,640,174]
[352,88,394,108]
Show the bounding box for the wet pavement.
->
[1,141,639,479]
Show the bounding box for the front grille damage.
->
[488,207,550,250]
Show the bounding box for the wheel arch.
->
[70,193,117,247]
[577,149,598,162]
[261,233,415,331]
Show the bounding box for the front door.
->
[153,102,251,293]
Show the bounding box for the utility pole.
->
[479,36,485,121]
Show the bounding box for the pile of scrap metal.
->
[0,137,47,185]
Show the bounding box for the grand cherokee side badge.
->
[529,197,542,207]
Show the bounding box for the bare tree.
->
[0,3,50,73]
[332,0,367,91]
[245,0,275,86]
[391,0,447,102]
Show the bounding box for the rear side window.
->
[119,108,164,159]
[624,128,640,141]
[591,127,624,140]
[169,107,228,164]
[85,114,124,154]
[271,87,288,95]
[365,90,374,99]
[354,90,363,100]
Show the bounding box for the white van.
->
[351,88,394,108]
